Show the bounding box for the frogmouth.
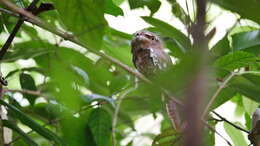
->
[131,30,181,130]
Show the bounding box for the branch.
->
[0,0,148,82]
[3,89,42,97]
[212,111,250,134]
[184,0,208,145]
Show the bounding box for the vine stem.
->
[202,72,236,118]
[203,71,260,119]
[112,87,135,146]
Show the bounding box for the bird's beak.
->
[135,35,149,42]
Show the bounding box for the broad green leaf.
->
[211,35,231,58]
[229,74,260,102]
[214,51,256,71]
[142,17,191,51]
[212,0,260,24]
[0,99,65,145]
[102,40,133,67]
[232,30,260,54]
[2,41,53,62]
[210,87,236,110]
[88,108,112,146]
[71,66,90,87]
[6,67,44,79]
[3,120,38,146]
[34,47,114,95]
[170,1,190,25]
[128,0,161,16]
[19,73,38,105]
[244,113,252,130]
[105,0,124,16]
[224,122,248,146]
[53,0,107,49]
[60,115,96,146]
[152,128,180,146]
[22,25,39,40]
[109,27,132,40]
[112,0,124,5]
[28,103,69,121]
[242,97,259,115]
[109,74,130,94]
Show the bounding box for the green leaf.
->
[34,47,114,96]
[60,115,96,146]
[2,120,38,146]
[19,73,38,105]
[229,74,260,102]
[214,51,256,71]
[210,87,236,110]
[105,0,124,16]
[88,108,112,146]
[152,128,180,146]
[128,0,161,16]
[2,41,53,62]
[211,35,231,58]
[109,27,132,40]
[242,96,259,115]
[170,2,190,25]
[29,103,68,121]
[244,113,252,130]
[71,66,90,87]
[224,122,248,146]
[212,0,260,24]
[102,40,133,67]
[142,17,191,51]
[6,67,44,79]
[0,99,65,145]
[232,30,260,54]
[53,0,107,49]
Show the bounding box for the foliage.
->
[0,0,259,145]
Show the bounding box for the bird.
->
[131,30,172,76]
[131,30,181,130]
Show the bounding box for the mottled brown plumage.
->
[131,30,172,76]
[131,30,182,131]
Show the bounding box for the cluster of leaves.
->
[0,0,259,145]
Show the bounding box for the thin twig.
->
[112,87,135,146]
[203,71,260,118]
[212,111,250,134]
[0,7,18,17]
[202,72,236,118]
[202,120,233,146]
[3,89,42,97]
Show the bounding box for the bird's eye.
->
[151,37,155,40]
[136,33,140,36]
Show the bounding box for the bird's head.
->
[131,30,162,50]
